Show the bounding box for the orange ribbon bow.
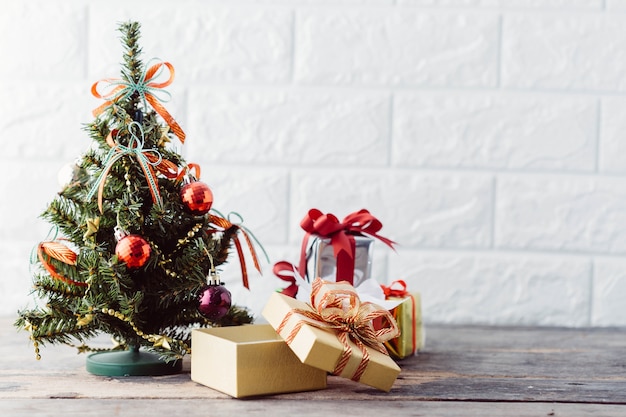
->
[277,278,399,382]
[91,60,185,143]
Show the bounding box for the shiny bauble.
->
[197,284,232,320]
[180,181,213,216]
[115,234,151,269]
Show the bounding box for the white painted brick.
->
[89,2,292,83]
[0,241,40,316]
[502,14,626,92]
[398,0,603,8]
[393,93,597,171]
[187,89,390,166]
[389,250,591,326]
[219,0,394,3]
[592,258,626,327]
[290,170,493,249]
[4,0,626,327]
[0,160,62,243]
[496,175,626,254]
[607,0,626,10]
[600,98,626,174]
[0,83,92,160]
[0,1,87,80]
[295,10,499,87]
[196,165,289,245]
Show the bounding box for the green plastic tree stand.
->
[86,346,182,376]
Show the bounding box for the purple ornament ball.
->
[198,285,232,320]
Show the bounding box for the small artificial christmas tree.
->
[15,22,262,371]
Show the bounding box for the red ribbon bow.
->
[381,280,409,299]
[298,209,395,284]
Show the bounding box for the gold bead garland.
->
[147,239,178,278]
[25,322,41,360]
[100,307,189,355]
[176,222,203,249]
[149,221,204,279]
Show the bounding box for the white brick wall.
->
[3,0,626,327]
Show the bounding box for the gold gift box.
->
[191,324,327,398]
[262,292,401,392]
[384,293,425,360]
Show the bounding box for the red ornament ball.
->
[115,234,151,269]
[198,284,232,320]
[180,181,213,215]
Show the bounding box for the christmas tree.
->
[15,22,261,368]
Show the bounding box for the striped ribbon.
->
[208,210,269,289]
[87,122,163,213]
[91,59,185,143]
[36,240,87,288]
[105,129,179,179]
[276,278,399,382]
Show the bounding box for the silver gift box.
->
[306,235,373,287]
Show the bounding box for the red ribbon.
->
[381,279,409,298]
[298,209,395,284]
[209,213,265,289]
[273,261,301,298]
[380,280,417,356]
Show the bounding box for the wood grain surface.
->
[2,319,625,416]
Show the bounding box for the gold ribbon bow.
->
[277,278,399,382]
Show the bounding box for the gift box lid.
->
[262,290,401,392]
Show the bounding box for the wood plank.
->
[2,399,626,417]
[2,318,625,408]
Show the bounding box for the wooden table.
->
[1,318,625,416]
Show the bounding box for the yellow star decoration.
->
[152,335,172,350]
[83,217,100,240]
[76,344,92,354]
[158,126,171,147]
